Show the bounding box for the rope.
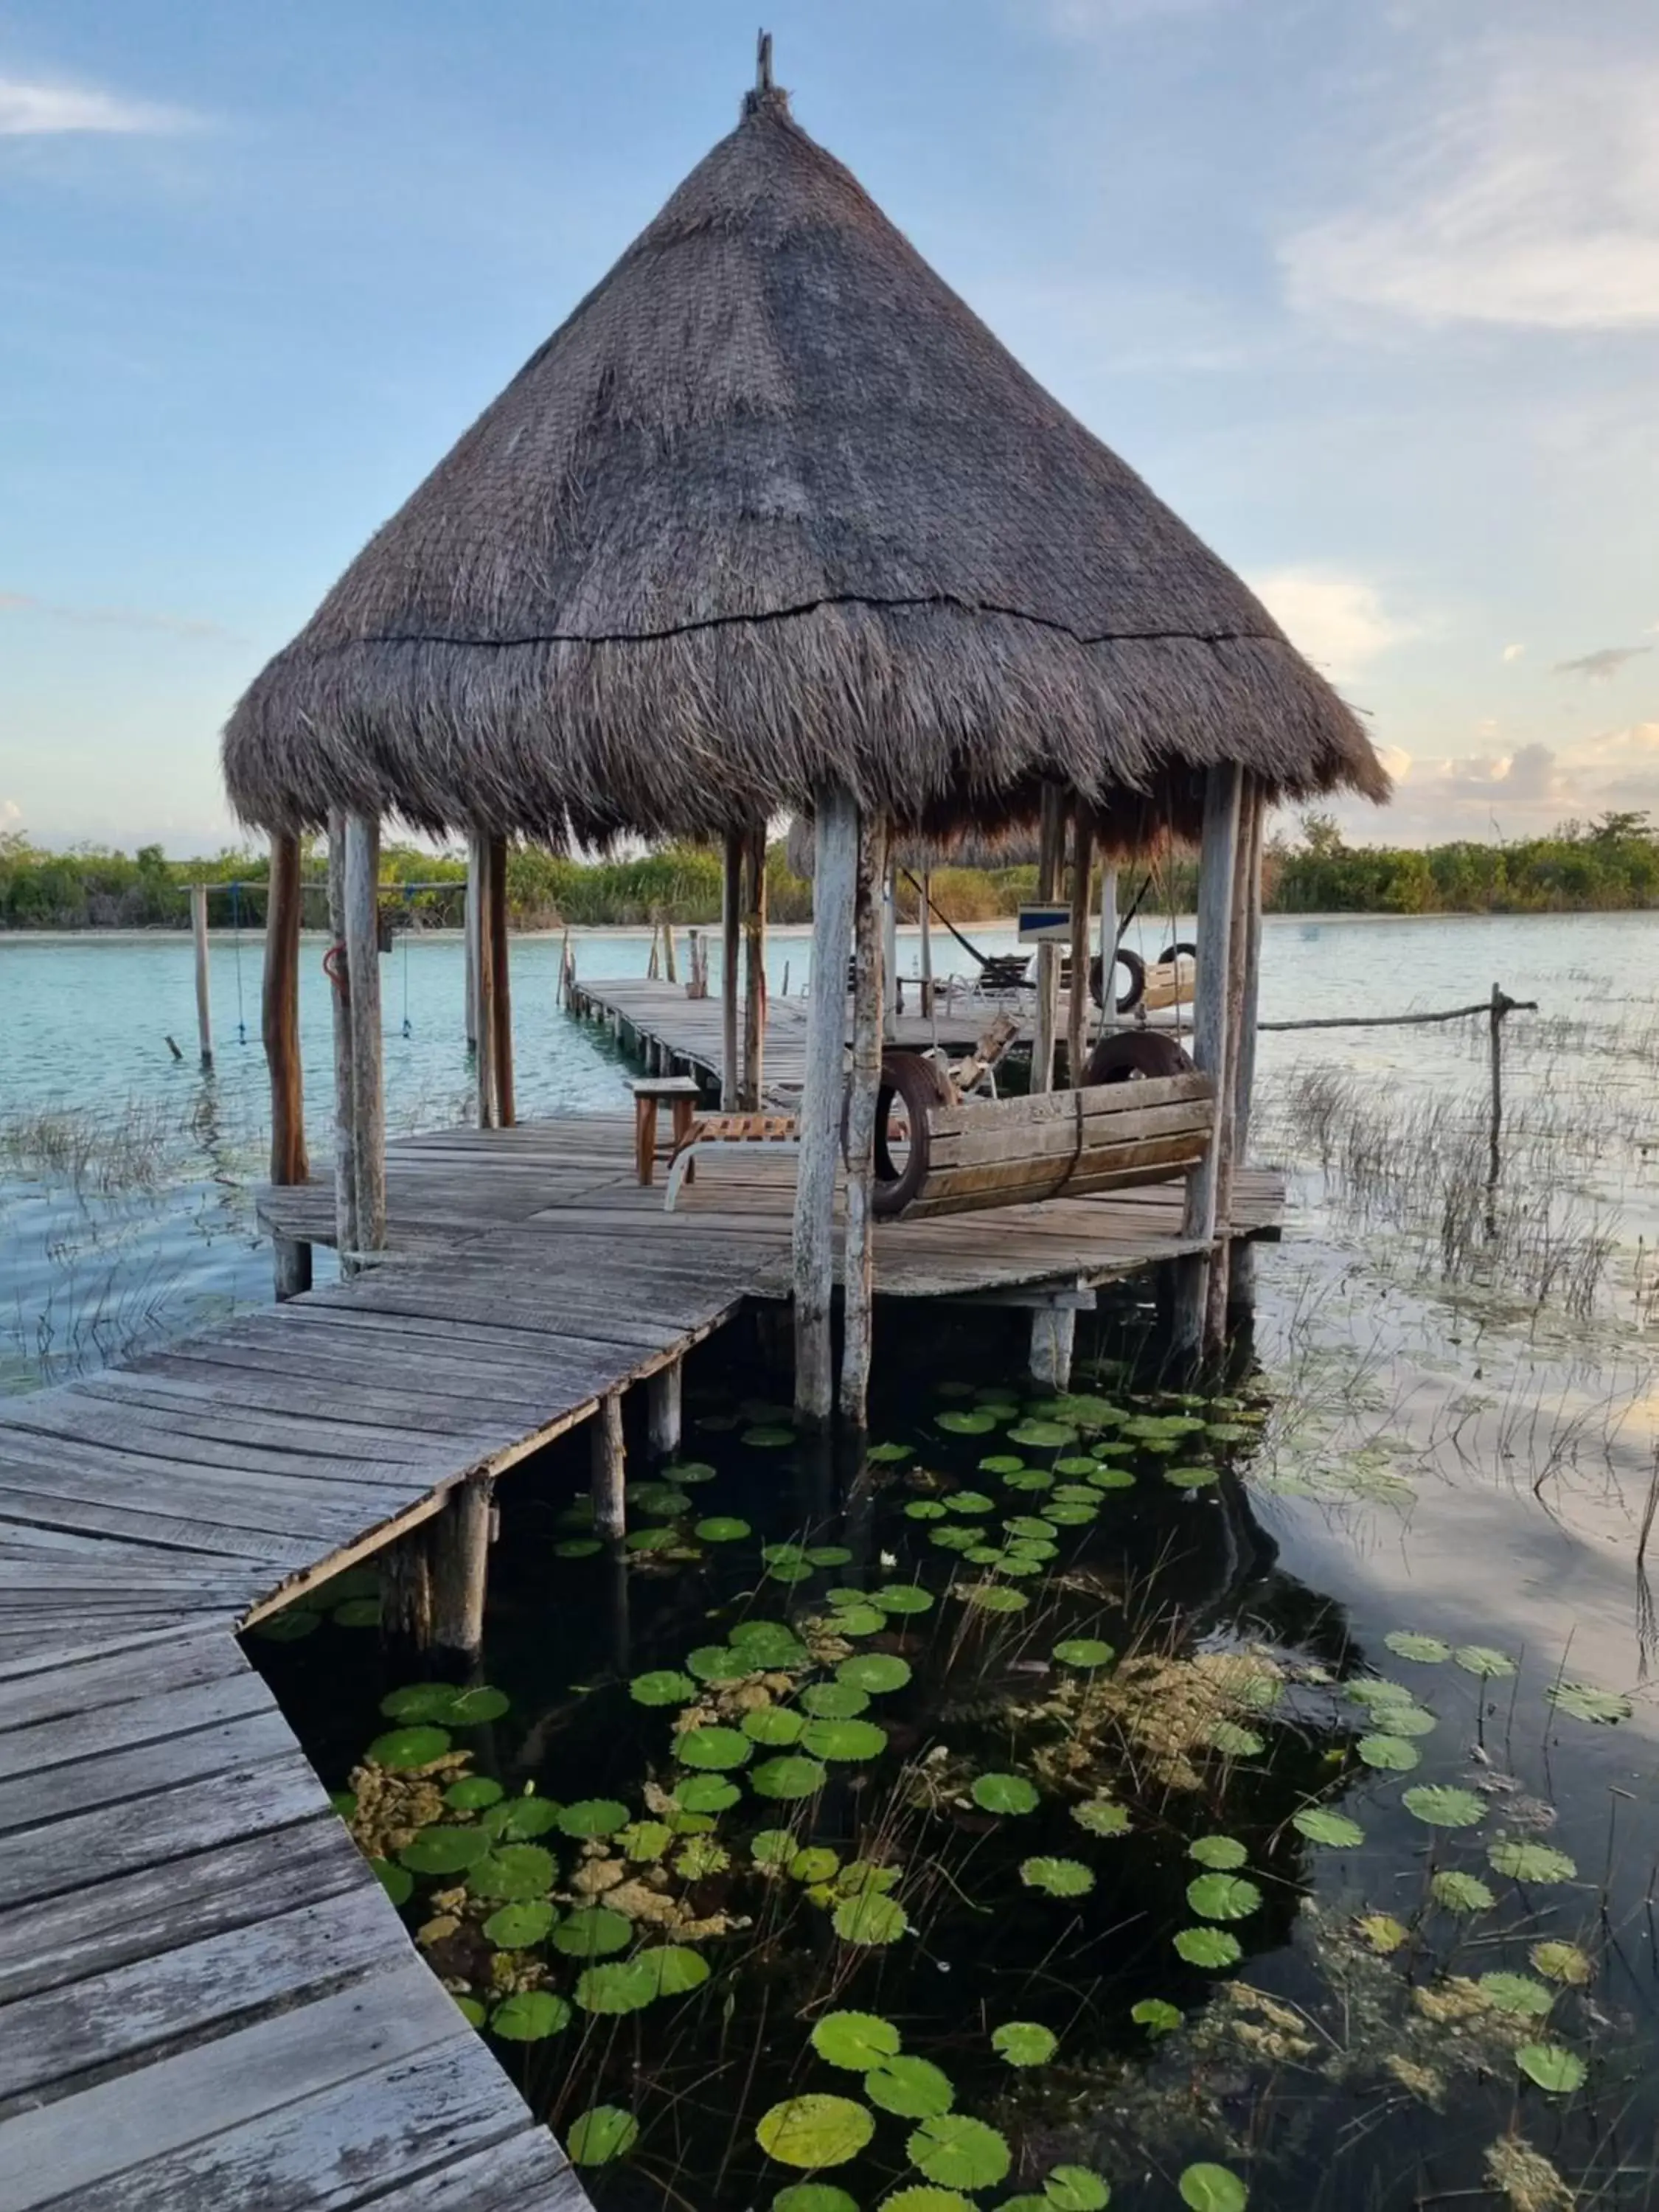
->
[230,881,246,1044]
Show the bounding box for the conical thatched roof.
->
[223,72,1388,846]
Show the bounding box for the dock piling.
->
[592,1392,627,1537]
[647,1360,683,1457]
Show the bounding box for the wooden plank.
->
[0,1627,248,1734]
[0,1667,275,1781]
[0,1707,299,1835]
[0,1405,436,1488]
[349,2130,584,2211]
[926,1070,1210,1141]
[907,1133,1208,1215]
[925,1099,1212,1174]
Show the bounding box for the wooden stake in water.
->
[190,884,213,1070]
[1172,763,1242,1357]
[487,832,515,1127]
[794,785,858,1425]
[841,811,886,1427]
[326,813,359,1271]
[742,824,768,1111]
[470,831,497,1127]
[344,813,386,1259]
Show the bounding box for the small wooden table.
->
[630,1077,702,1186]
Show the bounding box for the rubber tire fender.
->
[1083,1029,1196,1085]
[1088,947,1147,1014]
[1155,940,1198,967]
[842,1050,955,1218]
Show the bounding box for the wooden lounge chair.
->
[664,1112,801,1210]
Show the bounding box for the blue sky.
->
[2,0,1655,852]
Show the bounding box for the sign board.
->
[1017,902,1072,945]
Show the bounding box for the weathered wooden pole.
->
[662,920,678,984]
[262,831,310,1298]
[343,813,386,1262]
[1171,765,1242,1357]
[1098,848,1119,1033]
[741,824,768,1112]
[487,832,515,1127]
[793,787,858,1425]
[429,1476,493,1657]
[1228,787,1266,1320]
[470,832,497,1128]
[1031,783,1065,1091]
[190,884,214,1070]
[1486,980,1508,1234]
[1029,1304,1076,1391]
[647,1358,683,1458]
[1205,776,1256,1352]
[1066,807,1094,1088]
[463,858,481,1051]
[881,856,899,1039]
[326,813,360,1269]
[720,830,742,1110]
[841,813,886,1427]
[592,1392,626,1539]
[917,866,933,1018]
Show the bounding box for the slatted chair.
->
[664,1111,801,1210]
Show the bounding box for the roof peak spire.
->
[742,28,787,118]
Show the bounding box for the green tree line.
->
[2,813,1654,932]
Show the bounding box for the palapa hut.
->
[226,40,1386,1425]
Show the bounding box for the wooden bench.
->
[874,1069,1215,1220]
[630,1076,702,1186]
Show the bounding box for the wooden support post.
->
[190,885,214,1070]
[591,1392,626,1539]
[1172,766,1242,1357]
[647,1359,683,1458]
[344,813,386,1262]
[326,813,360,1269]
[1066,807,1094,1088]
[1098,851,1118,1032]
[272,1237,311,1301]
[841,812,886,1428]
[1228,787,1265,1318]
[1205,776,1256,1352]
[1486,980,1509,1235]
[381,1530,432,1646]
[464,860,481,1049]
[918,866,933,1018]
[430,1477,493,1658]
[721,830,742,1110]
[741,824,768,1112]
[1032,783,1065,1092]
[1029,1306,1076,1391]
[662,920,678,984]
[793,786,858,1427]
[262,832,308,1189]
[881,856,899,1037]
[487,832,515,1127]
[470,832,497,1127]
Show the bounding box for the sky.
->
[1,0,1655,855]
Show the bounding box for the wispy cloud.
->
[1281,42,1659,331]
[1502,643,1526,663]
[1246,568,1419,684]
[0,74,196,138]
[0,591,237,641]
[1552,644,1652,681]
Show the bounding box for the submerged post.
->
[463,858,480,1050]
[1029,1305,1075,1391]
[1032,783,1065,1091]
[190,884,214,1070]
[1486,980,1510,1233]
[1066,806,1094,1088]
[647,1357,683,1457]
[1172,765,1242,1357]
[326,813,360,1268]
[488,832,515,1127]
[741,824,768,1111]
[262,830,310,1299]
[344,813,386,1261]
[429,1476,493,1658]
[841,813,886,1427]
[592,1392,626,1539]
[721,830,742,1110]
[794,786,858,1425]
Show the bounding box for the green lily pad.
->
[484,1900,556,1947]
[790,1846,840,1884]
[686,1645,751,1683]
[801,1681,870,1719]
[1004,1470,1056,1491]
[1044,2171,1110,2212]
[1041,1503,1096,1526]
[945,1489,996,1514]
[744,1705,806,1745]
[1205,1722,1264,1759]
[468,1844,556,1901]
[1402,1785,1485,1829]
[1548,1680,1633,1725]
[801,1718,888,1764]
[445,1775,504,1812]
[630,1669,695,1708]
[832,1891,908,1945]
[1516,2042,1587,2094]
[1430,1869,1496,1910]
[380,1683,459,1723]
[1132,1998,1182,2036]
[885,2193,976,2212]
[1187,1874,1262,1921]
[756,2094,874,2168]
[567,2104,640,2163]
[1006,1421,1076,1449]
[574,1959,655,2014]
[1020,1857,1094,1898]
[1454,1644,1517,1678]
[1383,1631,1451,1663]
[557,1798,630,1839]
[1178,2165,1248,2212]
[1356,1913,1409,1954]
[667,1460,717,1482]
[752,1756,830,1801]
[906,2113,1011,2191]
[491,1989,571,2041]
[1489,1839,1576,1883]
[1366,1703,1436,1737]
[867,1441,914,1463]
[872,1584,933,1615]
[937,1410,998,1434]
[1292,1807,1365,1848]
[453,1994,486,2027]
[906,1498,950,1520]
[864,2055,954,2118]
[811,2010,901,2070]
[774,2191,860,2212]
[482,1795,561,1840]
[695,1516,752,1543]
[1088,1463,1136,1489]
[837,1653,911,1695]
[930,1525,984,1553]
[1357,1733,1420,1772]
[972,1773,1039,1815]
[729,1621,811,1667]
[1071,1798,1130,1837]
[554,1537,602,1559]
[628,1481,692,1515]
[677,1725,754,1771]
[625,1525,679,1554]
[827,1604,888,1637]
[1165,1465,1220,1489]
[367,1725,452,1771]
[958,1582,1029,1613]
[371,1858,411,1906]
[807,1545,853,1568]
[1188,1835,1248,1869]
[397,1824,490,1875]
[991,2020,1057,2067]
[333,1597,382,1627]
[1053,1638,1115,1669]
[253,1607,320,1642]
[1478,1972,1555,2017]
[675,1834,731,1877]
[1175,1926,1242,1968]
[979,1454,1027,1475]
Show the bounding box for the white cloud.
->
[1553,644,1652,681]
[0,74,193,137]
[1281,44,1659,330]
[1247,568,1418,684]
[1502,643,1526,663]
[0,799,23,832]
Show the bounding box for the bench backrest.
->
[897,1071,1214,1221]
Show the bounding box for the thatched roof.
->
[223,67,1388,847]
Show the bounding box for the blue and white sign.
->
[1017,902,1072,944]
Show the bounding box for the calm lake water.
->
[6,911,1659,2208]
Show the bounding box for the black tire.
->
[842,1051,953,1218]
[1155,940,1198,967]
[1084,1029,1195,1085]
[1088,947,1146,1014]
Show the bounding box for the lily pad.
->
[1006,1421,1076,1449]
[867,1441,914,1463]
[745,1705,806,1746]
[468,1844,556,1902]
[1430,1869,1496,1910]
[491,1990,571,2041]
[367,1725,452,1771]
[756,2094,875,2169]
[728,1622,810,1667]
[1356,1913,1409,1954]
[567,2105,640,2164]
[1204,1722,1264,1759]
[1383,1631,1451,1664]
[1488,1839,1576,1883]
[1357,1733,1420,1772]
[1045,2172,1110,2212]
[1531,1940,1593,1986]
[484,1900,556,1947]
[979,1454,1027,1475]
[677,1725,754,1771]
[1132,1998,1182,2036]
[907,2114,1011,2191]
[1041,1503,1097,1526]
[833,1891,908,1945]
[445,1775,504,1812]
[751,1756,830,1801]
[1402,1785,1485,1829]
[686,1645,750,1683]
[991,2020,1057,2067]
[1516,2042,1587,2093]
[1178,2166,1248,2212]
[380,1683,460,1723]
[371,1858,412,1906]
[397,1824,490,1876]
[776,2191,860,2212]
[827,1604,887,1638]
[937,1410,998,1435]
[1071,1798,1130,1837]
[906,1499,949,1520]
[1174,1926,1242,1968]
[812,2010,901,2070]
[1053,1638,1114,1669]
[1020,1856,1094,1898]
[801,1682,870,1719]
[1478,1972,1555,2017]
[1189,1835,1248,1870]
[483,1795,561,1840]
[801,1718,888,1764]
[553,1905,633,1958]
[958,1583,1029,1613]
[865,2056,954,2118]
[1186,1874,1262,1921]
[972,1773,1039,1815]
[944,1489,996,1514]
[254,1608,320,1642]
[872,1584,933,1615]
[333,1597,381,1627]
[557,1798,630,1839]
[791,1846,839,1884]
[1548,1680,1633,1725]
[695,1516,752,1543]
[1453,1644,1517,1678]
[554,1537,602,1559]
[837,1654,911,1695]
[1164,1465,1220,1489]
[575,1959,656,2014]
[625,1526,678,1554]
[1292,1808,1365,1848]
